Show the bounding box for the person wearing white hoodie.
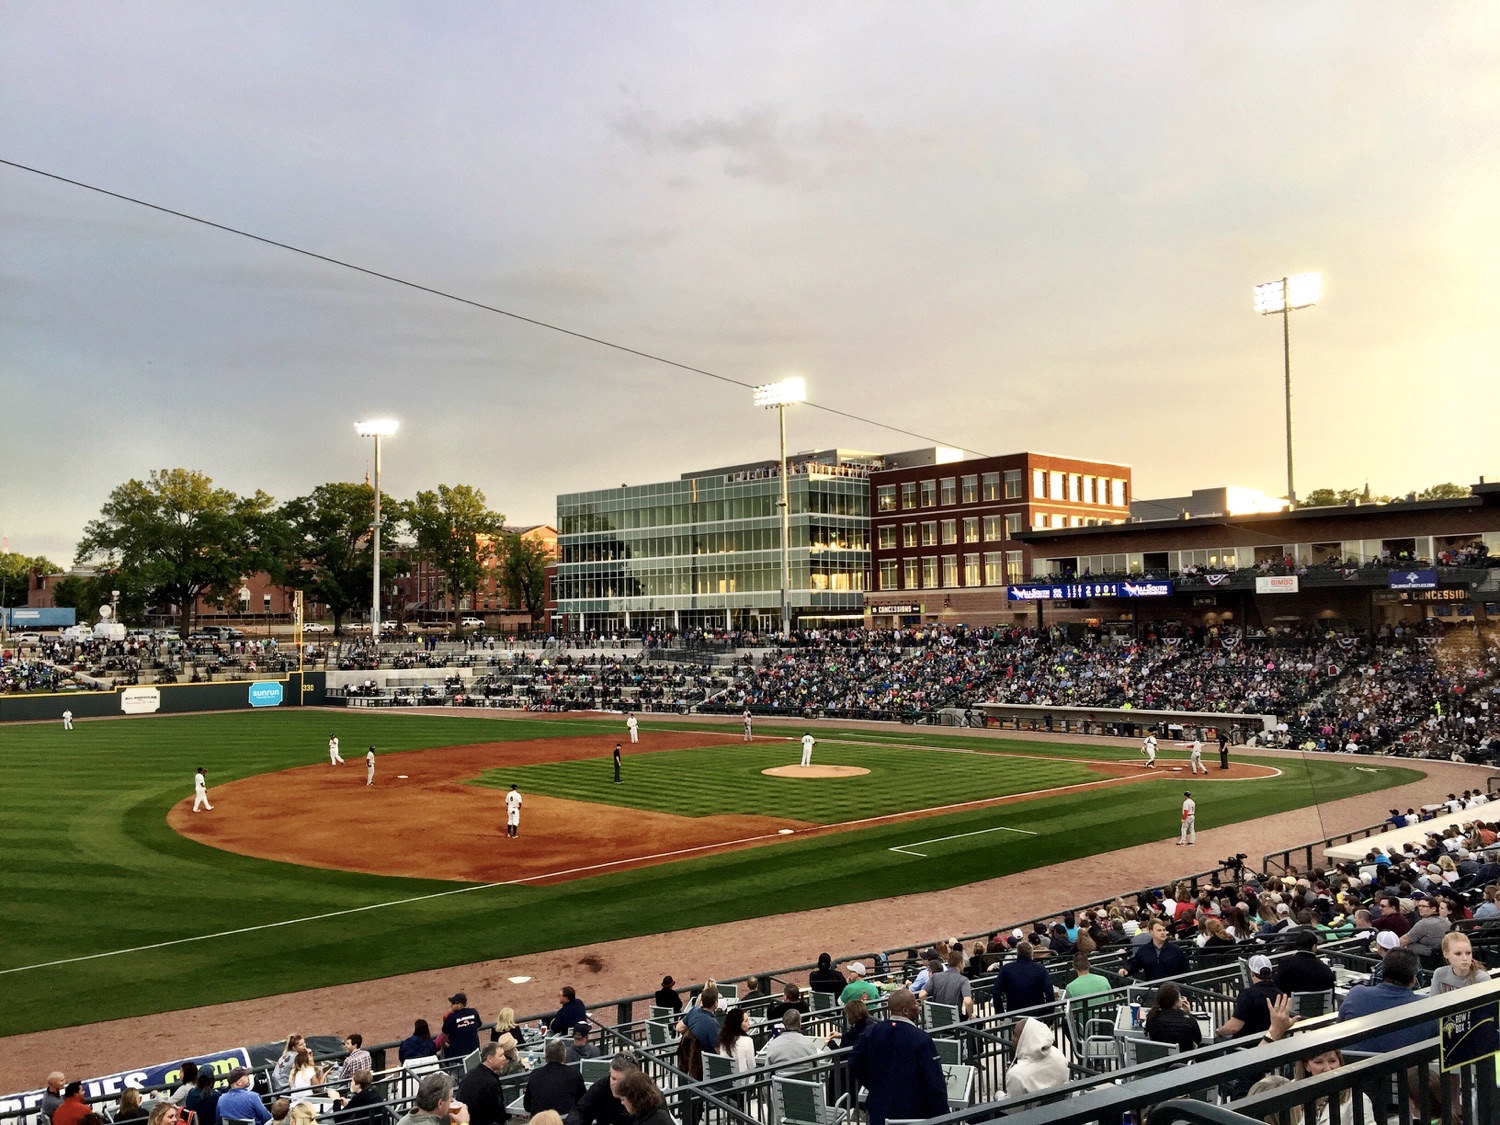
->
[1005,1017,1070,1095]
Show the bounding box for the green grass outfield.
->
[0,710,1418,1036]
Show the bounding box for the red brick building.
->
[864,452,1131,627]
[390,524,558,625]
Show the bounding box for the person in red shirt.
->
[50,1084,89,1125]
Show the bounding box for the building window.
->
[1033,468,1046,498]
[1083,476,1095,504]
[901,482,917,509]
[920,521,938,546]
[941,519,957,545]
[961,475,979,504]
[1005,513,1022,537]
[940,478,957,506]
[983,552,1003,586]
[1111,478,1127,507]
[981,472,1001,501]
[903,558,919,589]
[922,556,939,588]
[877,485,897,512]
[903,523,918,548]
[983,515,1003,540]
[878,524,897,550]
[920,480,937,507]
[1037,513,1051,529]
[879,560,898,590]
[941,555,958,587]
[1005,469,1022,499]
[963,553,980,586]
[963,517,980,543]
[1006,550,1024,584]
[1050,471,1064,500]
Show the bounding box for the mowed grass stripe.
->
[470,743,1100,822]
[0,710,1417,1035]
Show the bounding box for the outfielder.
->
[62,710,73,731]
[193,767,213,812]
[743,709,753,742]
[1142,733,1157,769]
[329,734,344,765]
[1189,739,1206,775]
[626,714,639,744]
[800,732,815,768]
[505,783,522,838]
[366,745,375,786]
[1179,791,1196,845]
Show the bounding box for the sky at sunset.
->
[3,3,1497,563]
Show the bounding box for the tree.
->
[277,482,403,635]
[1300,485,1393,507]
[50,570,149,625]
[1417,482,1470,501]
[404,485,506,628]
[499,532,553,627]
[75,469,278,637]
[0,553,59,607]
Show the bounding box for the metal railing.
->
[1262,820,1390,877]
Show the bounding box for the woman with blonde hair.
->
[114,1089,146,1122]
[288,1103,320,1125]
[490,1006,521,1044]
[147,1103,177,1125]
[287,1046,329,1093]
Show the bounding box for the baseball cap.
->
[449,991,467,1004]
[1409,890,1427,901]
[1248,955,1273,976]
[1374,930,1401,951]
[847,961,867,976]
[573,1023,591,1038]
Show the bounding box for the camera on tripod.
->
[1220,852,1249,879]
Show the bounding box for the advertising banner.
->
[1254,576,1299,594]
[120,686,162,714]
[1389,569,1439,591]
[1007,581,1173,602]
[247,681,284,708]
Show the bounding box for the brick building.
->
[390,524,558,625]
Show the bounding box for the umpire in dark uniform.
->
[613,743,622,784]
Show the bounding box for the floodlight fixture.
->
[753,377,807,409]
[355,418,400,437]
[356,418,399,642]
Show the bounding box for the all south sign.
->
[1007,580,1173,602]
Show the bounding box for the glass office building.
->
[554,451,879,632]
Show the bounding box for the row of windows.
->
[876,514,1023,549]
[559,483,869,534]
[561,524,870,563]
[875,471,1127,513]
[876,551,1025,590]
[555,561,868,599]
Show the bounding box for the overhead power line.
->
[1,157,991,457]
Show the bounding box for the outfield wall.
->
[0,671,327,722]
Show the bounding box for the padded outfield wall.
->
[0,671,327,722]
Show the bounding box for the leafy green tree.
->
[277,482,403,635]
[75,469,278,637]
[499,532,553,627]
[1417,482,1470,501]
[50,570,149,625]
[1301,486,1392,507]
[404,485,505,628]
[0,553,59,607]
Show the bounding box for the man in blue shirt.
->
[215,1069,270,1125]
[548,986,587,1036]
[1336,948,1436,1052]
[443,992,483,1060]
[996,942,1055,1012]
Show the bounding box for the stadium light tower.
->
[1254,272,1321,509]
[753,377,806,639]
[355,418,399,644]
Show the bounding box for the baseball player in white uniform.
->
[1142,734,1157,769]
[62,710,74,730]
[366,746,375,786]
[329,734,344,765]
[1179,791,1196,845]
[743,710,753,742]
[800,732,815,768]
[626,714,639,744]
[1189,740,1206,774]
[193,767,213,812]
[505,784,522,838]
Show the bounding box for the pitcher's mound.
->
[761,765,871,778]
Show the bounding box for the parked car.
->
[302,622,331,633]
[460,617,485,628]
[13,632,42,646]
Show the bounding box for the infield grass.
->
[0,709,1418,1036]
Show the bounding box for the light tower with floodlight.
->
[1253,272,1320,508]
[355,419,399,643]
[752,377,806,638]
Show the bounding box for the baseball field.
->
[0,709,1419,1037]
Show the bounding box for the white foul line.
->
[889,824,1038,857]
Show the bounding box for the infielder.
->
[800,732,815,768]
[329,734,344,765]
[626,714,639,744]
[1142,733,1157,769]
[366,745,375,786]
[1179,791,1196,845]
[742,709,753,742]
[62,710,74,730]
[193,767,213,812]
[505,783,522,838]
[1189,739,1206,775]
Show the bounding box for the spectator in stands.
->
[50,1083,89,1125]
[338,1034,372,1083]
[826,996,871,1052]
[217,1068,271,1125]
[652,976,681,1013]
[171,1063,201,1106]
[1216,954,1280,1040]
[38,1072,65,1123]
[287,1046,329,1094]
[1272,930,1336,995]
[1259,996,1379,1125]
[1006,1017,1071,1095]
[926,948,975,1016]
[271,1038,302,1092]
[1372,894,1411,937]
[400,1019,439,1062]
[676,983,720,1074]
[146,1103,176,1125]
[839,961,880,1004]
[1063,953,1112,1009]
[765,983,810,1021]
[1145,982,1202,1052]
[1400,895,1450,963]
[114,1089,146,1122]
[808,952,846,996]
[457,1044,509,1125]
[548,987,587,1036]
[396,1073,467,1125]
[183,1070,220,1125]
[489,1008,521,1046]
[339,1072,386,1125]
[612,1072,671,1125]
[717,1008,756,1074]
[1368,929,1402,984]
[1430,931,1491,994]
[566,1025,600,1064]
[763,1009,826,1070]
[910,951,942,997]
[523,1040,585,1117]
[849,989,947,1125]
[567,1052,637,1125]
[1120,921,1189,981]
[267,1097,292,1125]
[997,941,1055,1012]
[288,1104,319,1125]
[443,992,484,1061]
[491,1034,526,1078]
[1336,948,1437,1052]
